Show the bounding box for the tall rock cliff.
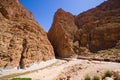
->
[75,0,120,52]
[48,0,120,57]
[0,0,54,69]
[48,9,78,57]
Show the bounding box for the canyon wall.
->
[0,0,54,69]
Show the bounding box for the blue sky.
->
[19,0,105,32]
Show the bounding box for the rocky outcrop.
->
[48,9,78,57]
[48,0,120,57]
[0,0,54,69]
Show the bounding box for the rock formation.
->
[75,0,120,52]
[0,0,54,69]
[48,0,120,57]
[48,9,78,57]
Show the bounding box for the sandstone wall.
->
[48,9,77,57]
[0,0,54,69]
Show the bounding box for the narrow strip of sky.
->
[19,0,105,32]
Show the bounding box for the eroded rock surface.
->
[48,0,120,57]
[75,0,120,52]
[0,0,54,69]
[48,9,78,57]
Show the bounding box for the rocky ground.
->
[1,59,119,80]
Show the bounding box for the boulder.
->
[0,0,54,69]
[104,77,113,80]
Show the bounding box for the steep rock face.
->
[48,0,120,57]
[48,9,78,57]
[0,0,54,69]
[0,0,33,20]
[75,0,120,52]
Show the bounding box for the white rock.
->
[104,77,113,80]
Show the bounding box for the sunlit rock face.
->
[0,0,54,69]
[48,8,78,57]
[75,0,120,52]
[48,0,120,57]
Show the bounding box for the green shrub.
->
[104,70,113,77]
[92,75,100,80]
[85,75,91,80]
[11,78,31,80]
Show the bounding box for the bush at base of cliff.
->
[85,75,91,80]
[104,70,113,77]
[92,75,100,80]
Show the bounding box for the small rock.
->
[104,77,114,80]
[0,69,2,72]
[97,70,99,73]
[67,76,71,80]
